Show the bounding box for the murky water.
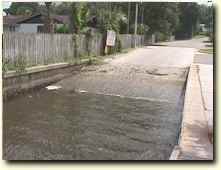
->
[3,59,189,160]
[3,86,184,160]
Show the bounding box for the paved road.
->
[158,37,211,49]
[159,37,213,65]
[109,46,195,67]
[4,44,196,160]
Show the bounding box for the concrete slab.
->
[197,64,213,142]
[198,64,213,110]
[174,64,213,160]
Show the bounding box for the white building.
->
[3,14,70,33]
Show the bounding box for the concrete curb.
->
[169,65,192,160]
[169,64,213,160]
[196,64,213,143]
[169,146,181,160]
[4,62,72,78]
[3,62,85,99]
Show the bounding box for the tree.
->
[175,2,200,39]
[69,2,89,34]
[198,4,213,31]
[90,3,127,33]
[142,3,179,36]
[53,2,71,15]
[7,2,40,15]
[44,2,53,33]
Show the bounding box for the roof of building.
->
[3,14,70,26]
[3,15,27,26]
[53,15,70,25]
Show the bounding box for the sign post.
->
[105,30,116,54]
[106,30,116,46]
[134,3,138,48]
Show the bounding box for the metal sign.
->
[106,30,116,46]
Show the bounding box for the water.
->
[3,63,188,160]
[3,88,184,160]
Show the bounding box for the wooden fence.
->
[2,32,144,68]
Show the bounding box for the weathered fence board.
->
[2,32,144,68]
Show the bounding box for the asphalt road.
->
[157,37,211,49]
[4,41,197,160]
[158,37,213,65]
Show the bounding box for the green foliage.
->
[175,2,200,39]
[87,56,94,65]
[112,35,122,53]
[209,32,214,43]
[137,24,149,35]
[55,25,69,33]
[130,24,149,35]
[14,56,27,73]
[7,2,40,15]
[2,58,12,73]
[16,6,33,15]
[84,28,93,56]
[95,7,127,33]
[155,32,170,42]
[53,2,70,15]
[116,37,122,52]
[142,3,179,35]
[198,4,213,30]
[70,2,89,33]
[85,55,103,65]
[3,56,27,73]
[199,48,213,54]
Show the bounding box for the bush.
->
[14,56,27,73]
[55,25,69,33]
[198,32,208,36]
[115,36,122,52]
[209,32,213,43]
[155,32,169,42]
[2,58,10,73]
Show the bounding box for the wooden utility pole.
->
[109,2,112,21]
[127,2,131,34]
[141,2,144,26]
[45,2,53,33]
[134,3,138,47]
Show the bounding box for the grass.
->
[194,35,206,39]
[199,48,213,54]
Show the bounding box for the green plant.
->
[72,34,79,58]
[199,48,213,54]
[87,57,93,65]
[155,32,170,42]
[116,35,122,52]
[14,56,27,73]
[70,2,89,33]
[2,58,11,73]
[84,28,92,56]
[63,56,68,62]
[209,32,213,43]
[55,24,69,33]
[85,54,100,65]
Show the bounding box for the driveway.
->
[4,45,195,160]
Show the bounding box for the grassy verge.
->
[199,48,213,54]
[194,35,207,39]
